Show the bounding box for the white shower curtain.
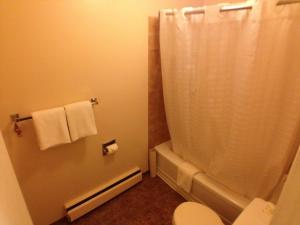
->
[160,1,300,199]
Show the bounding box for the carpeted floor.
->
[52,174,185,225]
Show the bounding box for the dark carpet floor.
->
[52,174,185,225]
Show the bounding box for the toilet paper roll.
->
[106,143,118,155]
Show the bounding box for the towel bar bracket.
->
[11,114,32,123]
[90,97,99,105]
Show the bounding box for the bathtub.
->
[154,141,251,225]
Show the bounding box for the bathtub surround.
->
[160,0,300,199]
[148,17,170,149]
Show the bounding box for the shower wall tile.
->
[148,17,170,149]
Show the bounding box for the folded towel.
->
[177,161,200,193]
[64,101,97,141]
[32,107,71,150]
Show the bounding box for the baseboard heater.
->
[64,167,142,222]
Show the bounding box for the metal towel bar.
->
[11,97,99,123]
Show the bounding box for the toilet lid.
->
[173,202,224,225]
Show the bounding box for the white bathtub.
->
[154,141,251,225]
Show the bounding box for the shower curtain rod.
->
[164,8,204,16]
[164,2,253,16]
[277,0,300,5]
[164,0,300,16]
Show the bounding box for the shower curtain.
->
[160,1,300,199]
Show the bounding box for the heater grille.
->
[65,167,142,222]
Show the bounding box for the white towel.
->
[64,101,97,141]
[32,107,71,150]
[177,161,200,193]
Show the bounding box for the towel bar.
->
[11,97,99,123]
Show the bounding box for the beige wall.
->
[0,131,33,225]
[0,1,241,225]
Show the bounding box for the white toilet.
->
[173,198,275,225]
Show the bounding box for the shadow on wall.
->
[2,121,87,181]
[2,120,95,224]
[148,17,170,150]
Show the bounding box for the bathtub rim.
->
[154,141,251,224]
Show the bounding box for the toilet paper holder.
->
[102,139,117,156]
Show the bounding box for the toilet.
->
[173,198,275,225]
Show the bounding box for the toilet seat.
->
[173,202,224,225]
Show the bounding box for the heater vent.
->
[65,167,142,222]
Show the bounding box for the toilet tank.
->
[233,198,274,225]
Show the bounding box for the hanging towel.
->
[177,161,200,193]
[32,107,71,150]
[64,101,97,141]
